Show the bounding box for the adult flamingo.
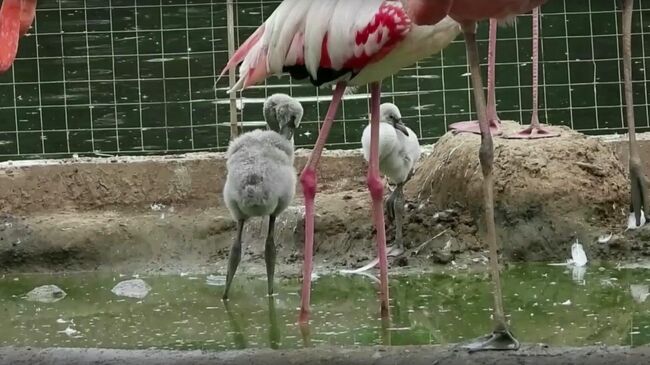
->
[219,0,461,323]
[621,0,649,228]
[449,8,560,139]
[411,0,549,351]
[0,0,37,73]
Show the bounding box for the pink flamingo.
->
[621,0,648,228]
[219,0,461,324]
[449,7,560,139]
[0,0,37,73]
[411,0,549,351]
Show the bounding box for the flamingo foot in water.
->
[504,125,560,139]
[449,119,502,136]
[461,329,520,352]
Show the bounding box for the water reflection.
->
[0,264,649,351]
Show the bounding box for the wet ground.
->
[2,263,650,351]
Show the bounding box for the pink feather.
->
[217,24,266,83]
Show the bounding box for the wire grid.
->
[0,0,648,161]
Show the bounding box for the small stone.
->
[25,285,67,303]
[111,279,151,299]
[394,256,409,267]
[205,275,226,287]
[430,251,453,264]
[449,238,467,254]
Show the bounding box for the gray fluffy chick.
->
[222,93,303,300]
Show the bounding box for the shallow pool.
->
[1,264,649,351]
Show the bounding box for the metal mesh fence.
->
[0,0,648,161]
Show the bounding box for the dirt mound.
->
[408,121,629,261]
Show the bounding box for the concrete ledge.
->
[0,345,648,365]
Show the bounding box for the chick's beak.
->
[393,119,409,136]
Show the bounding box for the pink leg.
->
[505,7,560,139]
[450,18,502,136]
[298,82,346,325]
[368,82,390,319]
[0,0,22,73]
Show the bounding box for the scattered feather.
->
[571,240,588,267]
[627,211,646,230]
[631,284,650,303]
[597,233,613,244]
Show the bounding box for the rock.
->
[24,285,66,303]
[111,279,151,299]
[206,275,226,286]
[430,250,453,264]
[448,237,467,254]
[394,256,409,267]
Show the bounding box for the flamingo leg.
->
[450,18,502,136]
[224,301,247,349]
[368,82,391,319]
[267,297,281,349]
[0,0,22,73]
[386,182,406,255]
[506,7,560,139]
[460,24,519,352]
[222,219,245,300]
[299,82,347,324]
[264,215,277,296]
[622,0,649,228]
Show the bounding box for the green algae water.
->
[1,264,650,351]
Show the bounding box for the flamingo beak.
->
[393,119,409,136]
[280,124,294,140]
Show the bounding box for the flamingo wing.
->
[220,0,412,93]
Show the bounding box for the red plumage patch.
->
[342,2,411,70]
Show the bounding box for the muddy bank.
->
[0,127,649,274]
[410,121,635,262]
[0,190,480,275]
[1,345,649,365]
[2,181,650,276]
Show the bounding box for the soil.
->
[409,121,638,263]
[0,125,649,275]
[1,345,649,365]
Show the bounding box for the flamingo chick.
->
[361,103,421,254]
[221,94,303,300]
[219,0,461,323]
